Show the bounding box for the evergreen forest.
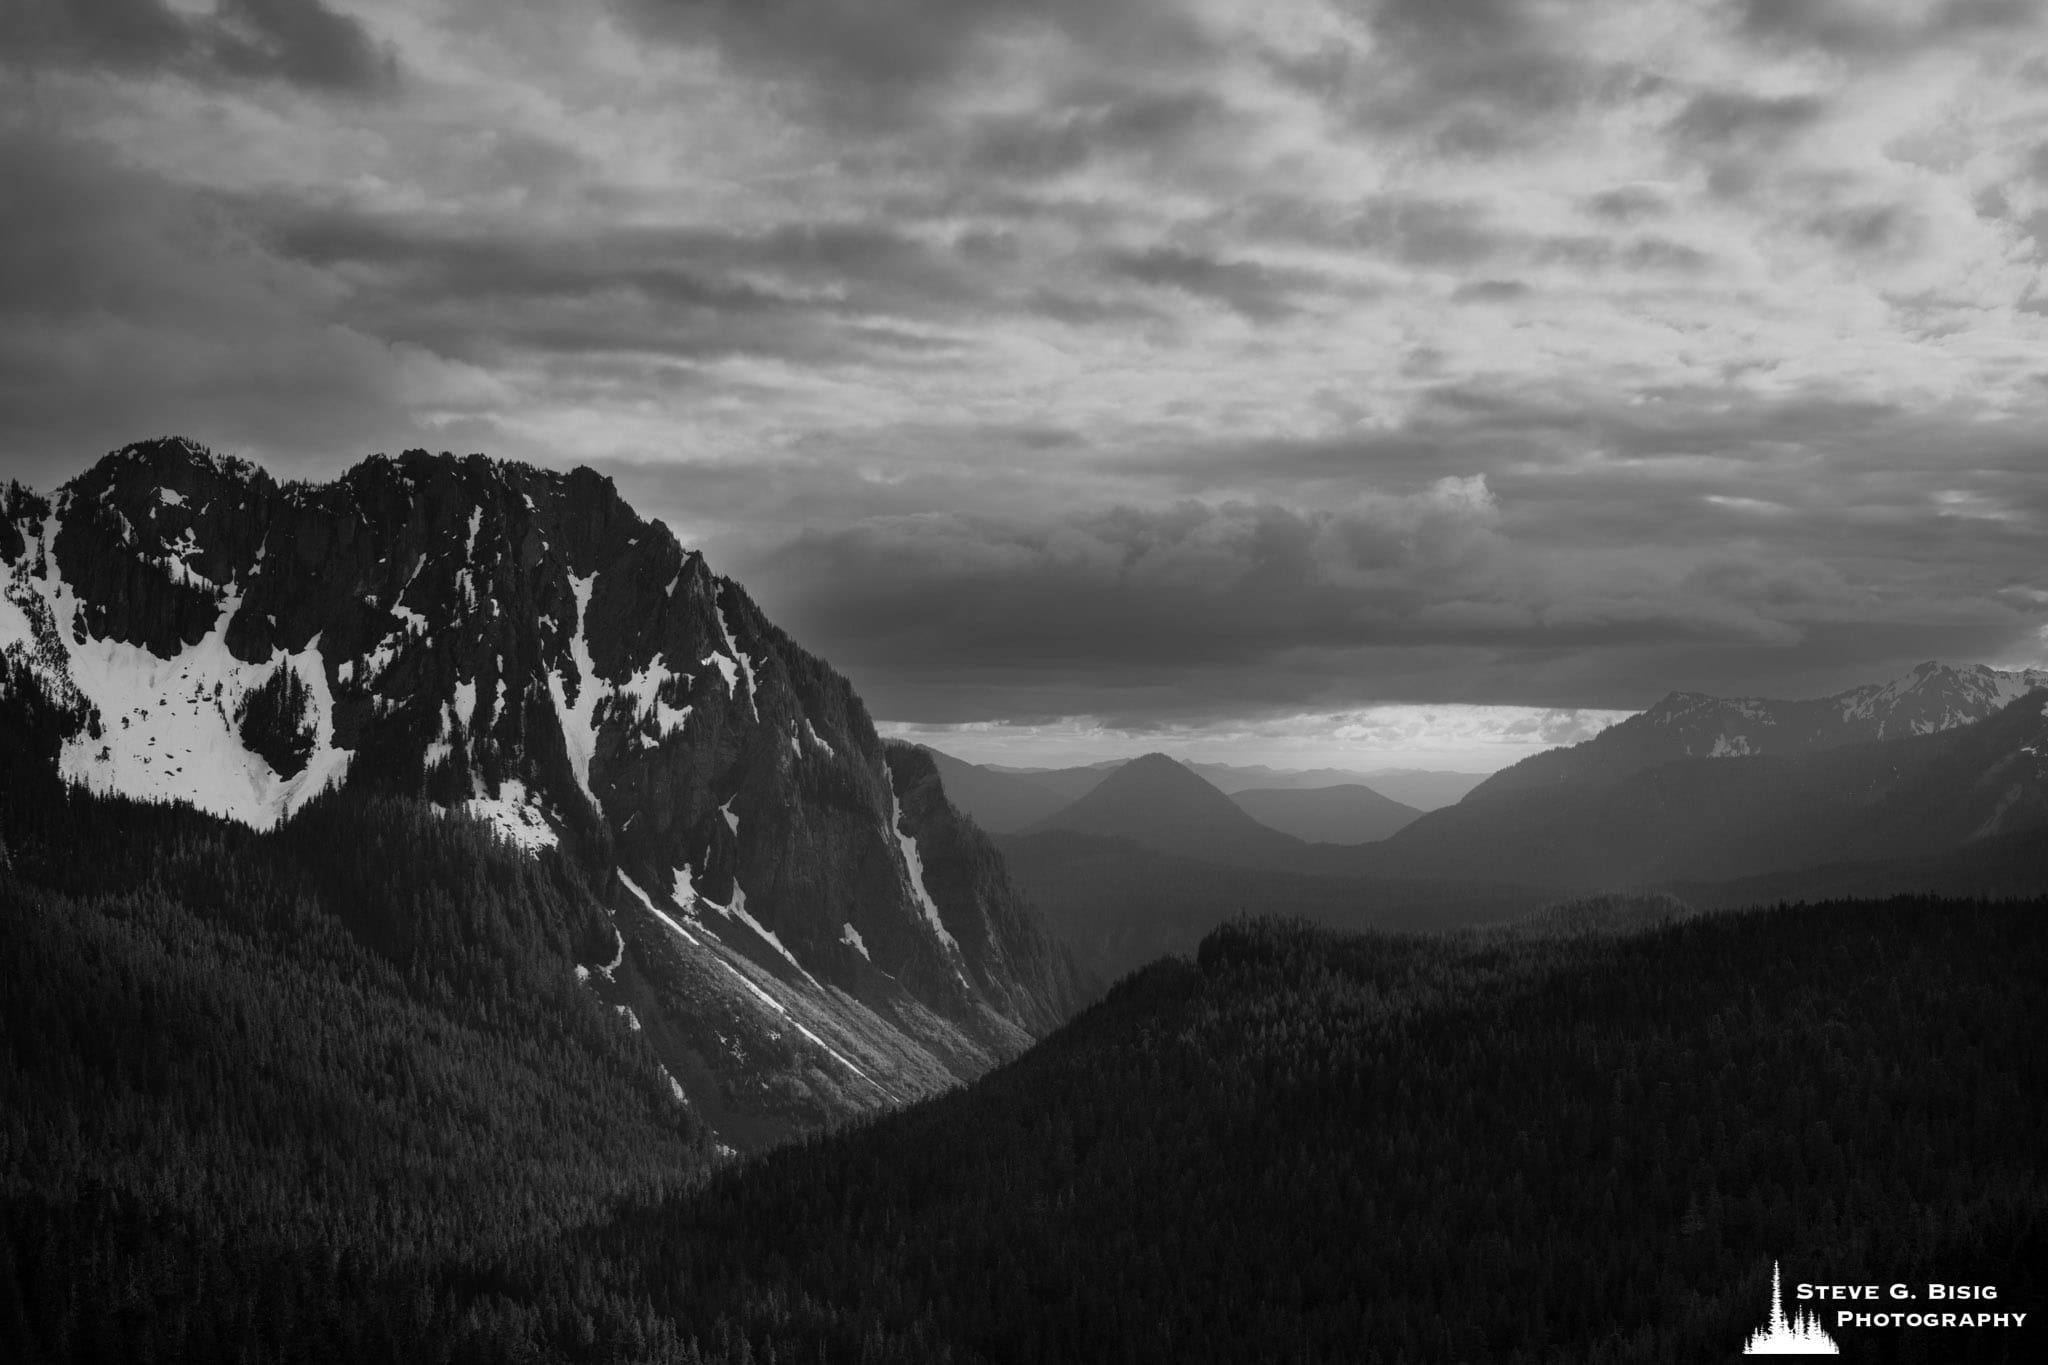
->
[2,747,2041,1362]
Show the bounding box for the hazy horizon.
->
[878,707,1617,773]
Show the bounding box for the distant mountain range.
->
[1373,671,2048,890]
[0,439,1088,1145]
[995,827,1543,981]
[983,757,1486,809]
[1188,762,1488,808]
[1469,660,2048,800]
[926,749,1464,837]
[1227,783,1420,844]
[948,666,2048,973]
[1022,753,1316,866]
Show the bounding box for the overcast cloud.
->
[3,0,2046,765]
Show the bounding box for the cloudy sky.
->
[4,0,2047,769]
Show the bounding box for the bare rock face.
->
[1,437,1090,1146]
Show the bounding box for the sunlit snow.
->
[659,1065,689,1106]
[885,767,958,951]
[713,595,760,721]
[620,868,700,947]
[615,652,691,741]
[547,572,601,811]
[2,518,352,829]
[457,795,559,853]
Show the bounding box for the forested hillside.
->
[4,740,2041,1362]
[592,899,2042,1363]
[0,760,712,1361]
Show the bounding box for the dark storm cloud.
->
[1224,194,1510,268]
[1101,246,1332,323]
[1732,0,2043,56]
[618,0,1213,123]
[1666,92,1828,151]
[962,87,1234,181]
[3,0,2042,742]
[1269,0,1639,155]
[257,205,999,366]
[1,0,397,93]
[707,380,2048,723]
[0,129,467,486]
[1584,186,1669,223]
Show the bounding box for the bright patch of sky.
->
[882,704,1635,773]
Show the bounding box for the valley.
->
[3,441,2044,1363]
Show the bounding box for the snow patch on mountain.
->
[457,782,559,854]
[548,572,601,810]
[623,869,887,1095]
[803,717,835,758]
[705,877,820,989]
[886,767,958,951]
[700,649,739,695]
[841,923,870,960]
[621,868,701,948]
[659,1065,689,1106]
[614,653,691,742]
[714,594,760,722]
[2,520,350,828]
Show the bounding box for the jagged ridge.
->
[0,437,1090,1142]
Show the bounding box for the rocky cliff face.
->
[1469,661,2048,801]
[1,438,1090,1145]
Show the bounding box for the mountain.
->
[0,438,1088,1144]
[1469,661,2048,801]
[1672,823,2048,909]
[1022,751,1311,868]
[1347,767,1491,811]
[1367,691,2048,889]
[1184,761,1486,809]
[919,745,1073,832]
[15,806,2039,1362]
[1227,783,1421,843]
[995,828,1542,981]
[961,756,1488,811]
[986,760,1121,801]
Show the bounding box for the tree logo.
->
[1744,1261,1839,1355]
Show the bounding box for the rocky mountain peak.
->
[2,438,1089,1141]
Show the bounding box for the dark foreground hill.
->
[599,898,2046,1363]
[0,770,714,1361]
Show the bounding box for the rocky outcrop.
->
[1,437,1091,1144]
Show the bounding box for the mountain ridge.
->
[1468,660,2048,802]
[1021,751,1311,869]
[0,437,1089,1142]
[1226,782,1422,844]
